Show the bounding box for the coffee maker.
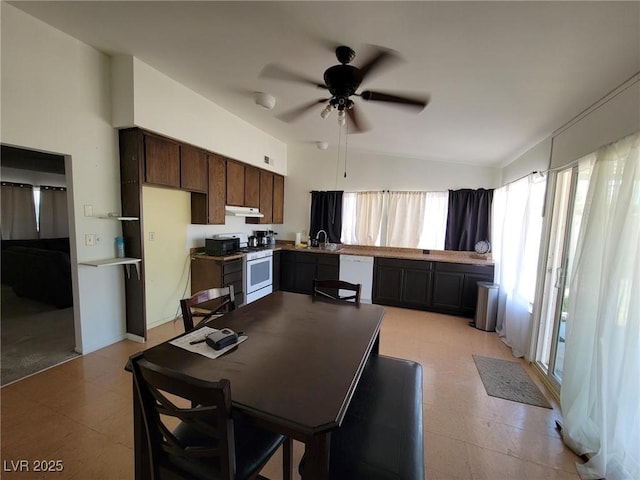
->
[254,230,269,247]
[255,230,276,247]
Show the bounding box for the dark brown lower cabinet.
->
[272,250,281,292]
[279,250,339,295]
[373,258,494,317]
[373,258,433,309]
[191,257,245,307]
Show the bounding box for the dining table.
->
[129,290,385,480]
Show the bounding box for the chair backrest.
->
[313,279,362,303]
[130,353,236,480]
[180,285,236,332]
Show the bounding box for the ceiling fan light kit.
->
[254,92,276,110]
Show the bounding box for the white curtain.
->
[1,183,38,240]
[560,131,640,480]
[492,174,546,358]
[418,191,448,250]
[39,187,69,238]
[341,191,384,246]
[386,192,426,248]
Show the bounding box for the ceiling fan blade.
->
[276,98,329,123]
[346,107,370,133]
[260,64,327,90]
[357,45,403,83]
[360,90,430,110]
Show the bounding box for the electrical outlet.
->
[149,232,156,241]
[85,234,95,246]
[84,204,93,217]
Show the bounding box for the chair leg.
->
[282,437,293,480]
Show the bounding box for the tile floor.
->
[0,306,582,479]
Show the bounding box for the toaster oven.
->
[205,237,240,256]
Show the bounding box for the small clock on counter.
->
[470,240,491,259]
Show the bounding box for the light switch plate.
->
[84,204,93,217]
[85,234,95,246]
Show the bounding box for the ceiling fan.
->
[261,45,429,132]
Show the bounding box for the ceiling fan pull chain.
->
[344,121,349,178]
[335,122,343,188]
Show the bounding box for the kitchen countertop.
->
[191,243,493,266]
[278,243,494,266]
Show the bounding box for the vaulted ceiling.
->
[9,1,640,167]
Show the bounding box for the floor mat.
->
[473,355,552,408]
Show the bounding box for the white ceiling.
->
[9,1,640,167]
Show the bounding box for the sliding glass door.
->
[534,161,592,393]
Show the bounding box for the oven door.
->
[245,255,273,301]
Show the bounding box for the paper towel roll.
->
[295,232,302,245]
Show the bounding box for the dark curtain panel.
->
[310,191,343,243]
[445,188,493,251]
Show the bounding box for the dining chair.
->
[130,352,292,480]
[180,285,236,332]
[313,279,362,303]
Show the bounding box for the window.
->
[341,190,448,250]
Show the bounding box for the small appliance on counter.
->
[205,235,240,256]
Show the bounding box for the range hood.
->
[224,205,264,218]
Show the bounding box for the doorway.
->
[534,160,593,394]
[0,145,79,385]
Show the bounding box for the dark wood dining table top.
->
[140,291,385,438]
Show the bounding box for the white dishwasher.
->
[339,255,374,303]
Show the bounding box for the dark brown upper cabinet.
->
[180,144,208,193]
[226,160,245,206]
[208,155,226,224]
[191,154,226,225]
[244,165,260,208]
[246,171,285,225]
[273,174,284,224]
[144,133,180,188]
[259,170,274,223]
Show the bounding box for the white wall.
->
[111,56,287,175]
[282,144,501,241]
[1,4,126,353]
[500,138,552,185]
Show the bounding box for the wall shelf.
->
[80,257,141,278]
[98,216,139,221]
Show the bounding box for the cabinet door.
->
[144,134,180,187]
[180,145,208,192]
[402,268,432,307]
[208,155,226,224]
[294,252,317,294]
[373,262,404,305]
[431,271,464,311]
[226,160,245,206]
[272,250,281,292]
[316,253,339,282]
[272,174,284,224]
[244,166,260,208]
[280,251,295,292]
[258,171,274,224]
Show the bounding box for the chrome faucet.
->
[316,229,328,247]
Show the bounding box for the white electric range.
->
[213,233,273,305]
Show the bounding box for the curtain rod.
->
[1,181,33,188]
